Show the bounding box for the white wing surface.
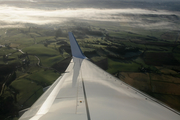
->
[19,32,180,120]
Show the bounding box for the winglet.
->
[68,32,86,59]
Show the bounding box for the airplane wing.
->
[19,32,180,120]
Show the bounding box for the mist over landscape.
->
[0,0,180,29]
[0,0,180,119]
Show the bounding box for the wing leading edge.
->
[19,32,180,120]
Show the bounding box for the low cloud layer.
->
[0,5,180,29]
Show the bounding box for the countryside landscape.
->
[0,0,180,119]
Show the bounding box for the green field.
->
[11,79,43,107]
[107,59,141,73]
[23,44,59,56]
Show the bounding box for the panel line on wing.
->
[82,78,91,120]
[77,58,91,120]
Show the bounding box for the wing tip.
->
[68,32,87,59]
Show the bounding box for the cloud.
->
[0,5,179,29]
